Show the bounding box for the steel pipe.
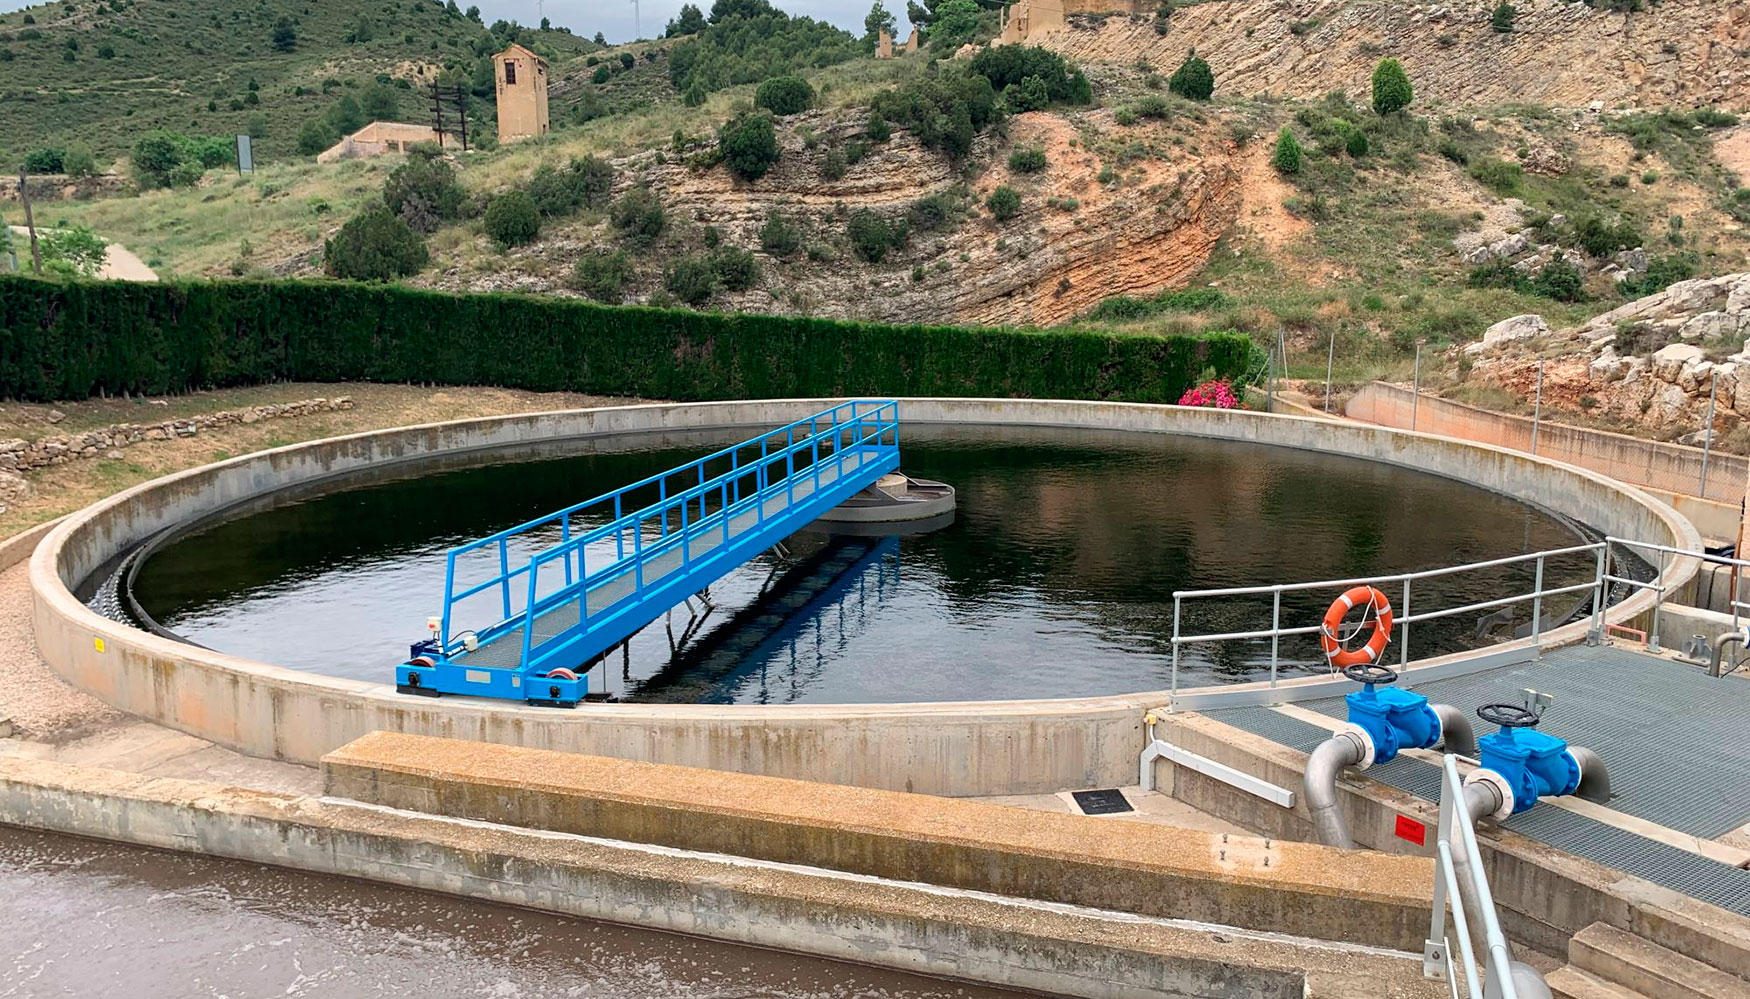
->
[1303,732,1367,849]
[1431,704,1478,758]
[1710,629,1747,678]
[1568,746,1612,804]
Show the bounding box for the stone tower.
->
[492,43,549,144]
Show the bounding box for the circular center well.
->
[127,424,1595,703]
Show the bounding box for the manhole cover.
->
[1070,789,1133,816]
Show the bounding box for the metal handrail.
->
[1169,542,1611,696]
[1426,755,1521,999]
[438,400,897,644]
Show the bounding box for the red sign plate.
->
[1395,814,1427,846]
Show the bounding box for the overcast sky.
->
[0,1,912,44]
[495,1,909,44]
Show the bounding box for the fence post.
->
[1531,361,1544,455]
[1325,328,1336,413]
[1531,555,1545,654]
[1700,377,1718,498]
[1411,343,1422,432]
[1266,339,1277,414]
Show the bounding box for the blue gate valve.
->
[1336,664,1444,769]
[1467,693,1583,818]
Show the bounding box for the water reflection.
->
[129,425,1594,703]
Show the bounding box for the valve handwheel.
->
[1342,663,1399,686]
[1477,702,1541,729]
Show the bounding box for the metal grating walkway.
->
[1301,645,1750,839]
[1207,646,1750,917]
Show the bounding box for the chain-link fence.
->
[1344,380,1747,505]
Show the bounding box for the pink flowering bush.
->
[1177,379,1241,409]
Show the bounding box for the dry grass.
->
[0,383,647,538]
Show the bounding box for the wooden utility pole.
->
[430,80,446,145]
[455,84,469,152]
[17,167,40,275]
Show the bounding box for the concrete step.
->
[1546,966,1652,999]
[1570,923,1750,999]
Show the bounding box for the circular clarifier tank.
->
[125,423,1600,705]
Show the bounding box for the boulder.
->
[1680,311,1748,342]
[1589,346,1628,384]
[1461,232,1532,266]
[1648,382,1692,425]
[1678,358,1713,394]
[1615,246,1649,276]
[1660,277,1732,316]
[1465,314,1549,355]
[1520,146,1570,176]
[1652,341,1705,382]
[1728,275,1750,314]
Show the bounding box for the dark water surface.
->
[0,826,1026,999]
[130,425,1595,703]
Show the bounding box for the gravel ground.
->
[0,561,124,743]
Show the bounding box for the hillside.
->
[8,0,1750,432]
[1044,0,1750,110]
[0,0,598,163]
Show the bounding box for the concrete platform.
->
[0,756,1447,999]
[323,731,1438,953]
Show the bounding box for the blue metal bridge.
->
[396,401,902,705]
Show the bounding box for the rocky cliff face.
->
[1040,0,1750,110]
[439,108,1243,328]
[1464,273,1750,439]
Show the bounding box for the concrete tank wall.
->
[29,399,1699,796]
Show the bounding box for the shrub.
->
[0,278,1262,405]
[709,246,760,291]
[1371,58,1413,115]
[1272,128,1302,174]
[1345,127,1369,158]
[384,156,466,225]
[525,156,616,217]
[130,132,185,189]
[684,81,708,107]
[324,206,429,281]
[1177,379,1240,409]
[593,65,611,84]
[971,45,1092,106]
[38,225,108,277]
[760,212,802,257]
[572,250,633,302]
[848,209,904,262]
[1167,49,1213,101]
[719,111,781,181]
[909,189,964,232]
[754,75,814,116]
[483,190,541,248]
[1531,257,1585,302]
[1491,2,1516,32]
[23,148,63,174]
[1468,155,1522,195]
[298,119,341,156]
[271,17,297,52]
[61,143,97,179]
[619,52,635,69]
[664,256,718,305]
[819,147,848,181]
[1008,146,1047,173]
[867,110,891,143]
[611,188,668,245]
[986,185,1021,222]
[1575,215,1640,258]
[1620,251,1698,299]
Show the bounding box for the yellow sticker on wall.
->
[94,637,105,654]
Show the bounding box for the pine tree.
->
[1167,49,1213,101]
[1272,127,1302,175]
[1371,58,1414,115]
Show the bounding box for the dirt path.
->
[6,225,157,281]
[1718,126,1750,186]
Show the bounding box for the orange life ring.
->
[1320,586,1394,668]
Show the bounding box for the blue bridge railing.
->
[431,400,900,688]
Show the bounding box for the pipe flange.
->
[1465,768,1517,822]
[1336,723,1376,771]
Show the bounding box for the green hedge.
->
[0,276,1261,404]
